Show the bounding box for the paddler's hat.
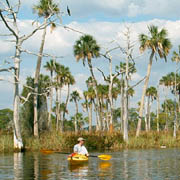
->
[78,137,85,141]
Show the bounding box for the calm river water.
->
[0,148,180,179]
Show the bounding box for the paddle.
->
[89,154,111,161]
[40,150,111,161]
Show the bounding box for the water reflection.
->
[98,161,113,179]
[14,153,23,180]
[68,163,88,179]
[0,148,180,179]
[13,152,54,180]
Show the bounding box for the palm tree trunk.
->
[75,101,78,133]
[13,44,23,150]
[62,84,70,131]
[178,93,180,113]
[88,61,102,130]
[89,103,92,133]
[148,98,152,131]
[58,87,62,131]
[93,100,99,131]
[136,51,154,137]
[174,62,178,138]
[48,73,53,129]
[156,85,160,132]
[164,87,168,131]
[55,88,59,130]
[173,98,177,138]
[144,97,148,131]
[33,18,47,137]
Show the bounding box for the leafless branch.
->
[63,25,85,35]
[130,76,146,89]
[20,90,49,105]
[97,68,108,82]
[20,92,32,105]
[0,66,15,72]
[0,33,13,36]
[5,0,17,23]
[20,48,64,59]
[21,16,54,42]
[0,10,18,39]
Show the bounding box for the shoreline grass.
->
[1,131,180,153]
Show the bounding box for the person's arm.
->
[83,146,89,156]
[73,144,79,153]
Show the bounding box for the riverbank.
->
[1,131,180,153]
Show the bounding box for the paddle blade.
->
[98,154,112,161]
[40,150,54,154]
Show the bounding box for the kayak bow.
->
[67,154,88,165]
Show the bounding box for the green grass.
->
[0,133,13,152]
[1,130,180,153]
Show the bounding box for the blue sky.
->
[0,0,180,115]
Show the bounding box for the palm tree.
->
[73,35,102,129]
[161,99,177,131]
[33,0,60,137]
[171,45,180,138]
[159,74,173,131]
[83,87,95,132]
[70,113,88,131]
[136,25,172,136]
[44,59,57,128]
[145,86,157,131]
[97,84,109,130]
[53,62,61,130]
[54,64,69,131]
[62,71,75,131]
[21,74,50,135]
[70,90,81,133]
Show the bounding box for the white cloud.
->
[18,0,180,19]
[1,18,180,109]
[128,3,140,17]
[142,0,180,17]
[131,73,142,82]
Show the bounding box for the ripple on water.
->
[0,149,180,179]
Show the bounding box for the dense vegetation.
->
[0,0,180,152]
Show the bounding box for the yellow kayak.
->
[67,154,88,165]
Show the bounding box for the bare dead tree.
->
[0,0,58,150]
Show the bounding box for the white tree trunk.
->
[108,57,114,133]
[14,153,23,180]
[123,57,129,142]
[120,77,124,132]
[13,46,23,150]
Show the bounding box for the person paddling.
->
[73,137,89,156]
